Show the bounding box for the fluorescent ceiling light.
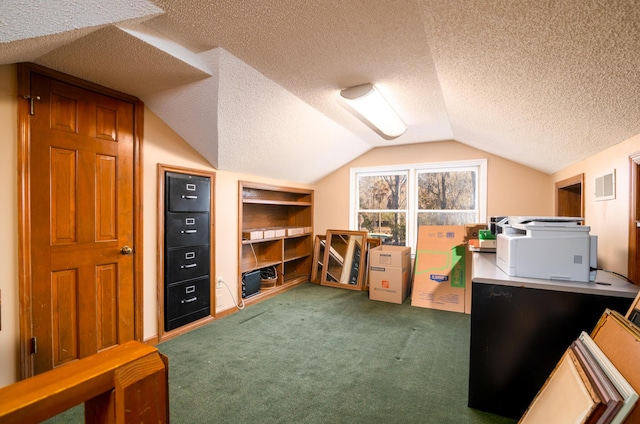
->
[340,83,406,139]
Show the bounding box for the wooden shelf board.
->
[241,260,281,273]
[283,254,311,263]
[243,199,312,207]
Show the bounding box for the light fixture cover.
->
[340,83,406,139]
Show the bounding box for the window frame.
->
[349,159,487,253]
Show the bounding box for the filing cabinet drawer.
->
[166,245,210,284]
[165,277,211,323]
[166,212,209,247]
[167,172,210,212]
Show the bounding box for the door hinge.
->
[30,337,37,354]
[22,95,40,116]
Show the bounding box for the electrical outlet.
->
[217,277,223,288]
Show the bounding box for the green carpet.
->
[157,283,515,424]
[46,282,516,423]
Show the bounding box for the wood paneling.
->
[51,270,78,366]
[97,264,118,350]
[50,148,77,244]
[20,64,140,377]
[96,155,117,241]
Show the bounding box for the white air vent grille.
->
[595,170,615,201]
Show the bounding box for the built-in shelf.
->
[238,181,314,303]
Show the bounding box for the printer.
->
[496,216,597,282]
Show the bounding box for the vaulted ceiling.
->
[2,0,639,183]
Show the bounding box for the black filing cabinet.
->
[164,171,211,331]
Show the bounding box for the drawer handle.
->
[181,230,197,234]
[181,263,197,269]
[181,195,198,199]
[181,296,197,304]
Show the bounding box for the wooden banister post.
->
[114,352,168,423]
[0,341,169,424]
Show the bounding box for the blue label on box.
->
[430,274,449,283]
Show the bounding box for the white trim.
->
[349,159,488,251]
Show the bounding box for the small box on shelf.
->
[242,230,263,241]
[286,227,304,236]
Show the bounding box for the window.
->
[350,160,487,251]
[355,171,408,246]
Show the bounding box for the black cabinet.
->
[164,172,212,331]
[467,253,638,420]
[165,245,210,284]
[165,277,211,330]
[166,212,210,247]
[167,174,210,212]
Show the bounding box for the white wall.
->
[551,133,640,277]
[314,140,553,235]
[0,65,20,387]
[142,107,313,340]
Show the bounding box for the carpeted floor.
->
[46,282,517,423]
[156,282,515,424]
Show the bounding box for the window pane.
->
[417,211,477,226]
[358,174,407,209]
[358,212,406,245]
[418,171,476,210]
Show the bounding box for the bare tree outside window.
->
[353,161,484,250]
[417,170,477,225]
[357,173,407,245]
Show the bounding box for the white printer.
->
[496,216,597,282]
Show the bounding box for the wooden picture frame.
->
[310,235,326,284]
[362,238,382,291]
[320,230,368,291]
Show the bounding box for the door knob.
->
[121,245,133,255]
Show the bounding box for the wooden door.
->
[24,69,137,375]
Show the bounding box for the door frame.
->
[629,152,640,285]
[17,63,144,379]
[555,173,584,219]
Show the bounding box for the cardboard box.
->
[369,245,411,269]
[369,246,411,304]
[262,229,276,239]
[242,230,263,240]
[411,225,467,313]
[464,223,490,250]
[464,223,487,242]
[286,227,304,236]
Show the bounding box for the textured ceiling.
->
[1,0,639,182]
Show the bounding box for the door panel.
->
[50,148,77,244]
[97,264,118,350]
[96,154,117,241]
[28,72,136,375]
[51,269,79,366]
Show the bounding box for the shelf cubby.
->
[239,181,314,303]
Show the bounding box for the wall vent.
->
[595,170,615,201]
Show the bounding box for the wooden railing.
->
[0,341,169,423]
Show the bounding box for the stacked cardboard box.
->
[410,224,486,314]
[369,245,412,304]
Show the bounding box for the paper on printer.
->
[496,216,597,282]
